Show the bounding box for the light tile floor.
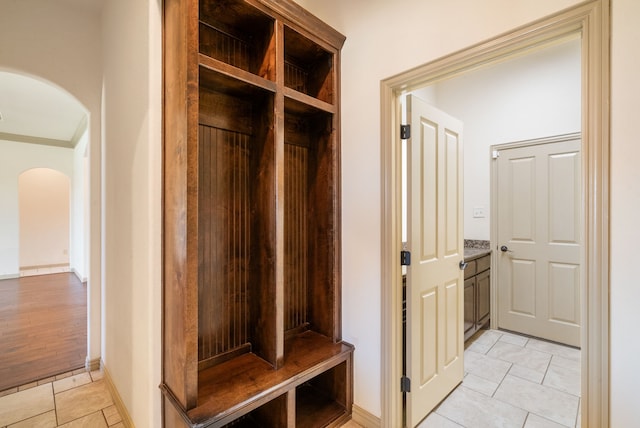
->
[0,369,122,428]
[343,329,581,428]
[0,330,579,428]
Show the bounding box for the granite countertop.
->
[463,239,491,260]
[464,247,491,261]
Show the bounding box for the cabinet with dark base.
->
[162,1,351,427]
[463,252,491,341]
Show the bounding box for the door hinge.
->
[400,124,411,139]
[401,376,411,393]
[400,250,411,266]
[492,150,500,159]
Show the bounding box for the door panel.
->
[419,288,438,384]
[511,259,536,316]
[445,131,460,256]
[464,278,475,339]
[548,262,580,324]
[445,280,459,366]
[406,95,464,427]
[549,152,581,243]
[476,270,490,323]
[496,138,581,346]
[511,157,536,241]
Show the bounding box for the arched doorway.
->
[0,71,93,389]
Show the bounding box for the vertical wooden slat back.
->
[199,23,251,72]
[306,115,339,340]
[199,125,251,361]
[284,143,308,332]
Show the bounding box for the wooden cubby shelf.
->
[168,332,353,427]
[199,0,276,81]
[163,0,349,427]
[284,26,334,104]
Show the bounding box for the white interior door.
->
[406,95,464,427]
[496,137,582,347]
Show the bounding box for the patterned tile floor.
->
[344,329,581,428]
[0,369,122,428]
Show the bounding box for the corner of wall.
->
[102,361,135,428]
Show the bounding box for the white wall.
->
[101,1,162,426]
[0,0,103,365]
[432,38,581,240]
[71,128,89,281]
[610,0,640,425]
[18,168,71,268]
[294,0,640,424]
[0,140,73,277]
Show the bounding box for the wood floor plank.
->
[0,273,86,391]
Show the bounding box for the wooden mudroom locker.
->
[161,0,354,426]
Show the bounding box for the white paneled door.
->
[496,137,582,347]
[406,95,464,427]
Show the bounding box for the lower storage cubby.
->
[295,361,349,428]
[222,394,288,428]
[163,331,353,428]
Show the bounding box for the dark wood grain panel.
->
[199,88,254,134]
[305,109,340,341]
[477,269,491,326]
[247,392,288,427]
[0,273,86,392]
[284,26,334,104]
[163,0,200,411]
[198,13,276,82]
[188,331,353,425]
[284,143,308,333]
[198,126,251,363]
[164,0,348,424]
[199,0,276,81]
[296,383,345,428]
[199,54,278,94]
[197,83,277,369]
[247,93,280,369]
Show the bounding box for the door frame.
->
[380,1,610,427]
[489,132,582,342]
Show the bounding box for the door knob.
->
[500,245,512,253]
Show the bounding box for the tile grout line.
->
[490,332,511,399]
[487,333,577,426]
[53,381,60,427]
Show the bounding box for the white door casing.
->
[495,136,582,347]
[406,95,464,427]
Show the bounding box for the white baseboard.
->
[85,357,100,372]
[20,264,70,277]
[352,404,381,428]
[102,361,135,428]
[0,273,19,280]
[72,268,87,283]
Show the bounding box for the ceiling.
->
[0,0,103,150]
[0,71,87,149]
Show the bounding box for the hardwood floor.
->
[0,273,86,392]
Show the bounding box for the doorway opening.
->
[0,71,94,389]
[381,1,609,427]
